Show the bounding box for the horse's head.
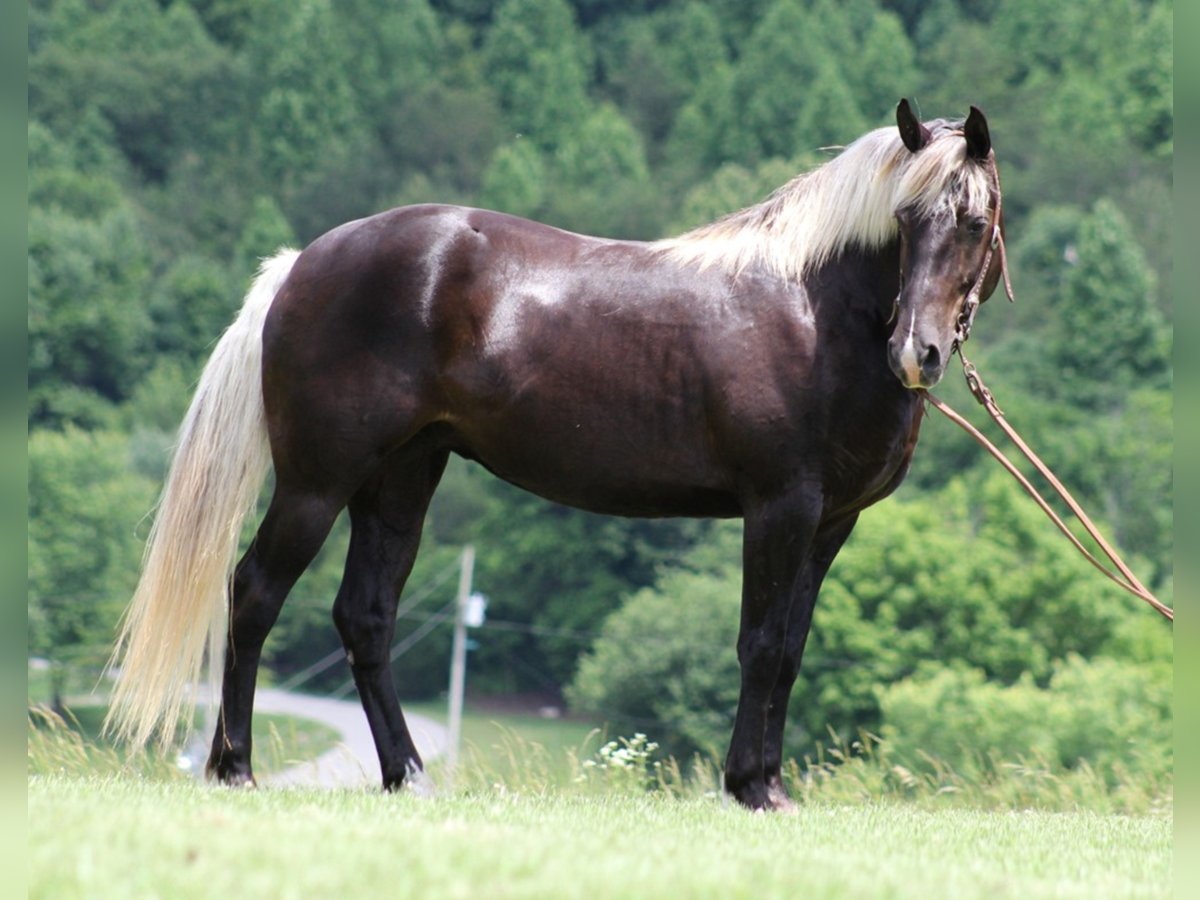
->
[886,100,1007,389]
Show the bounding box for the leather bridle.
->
[952,152,1014,351]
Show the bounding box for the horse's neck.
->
[808,240,900,331]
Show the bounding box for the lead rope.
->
[924,357,1172,621]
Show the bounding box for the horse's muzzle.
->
[887,338,944,389]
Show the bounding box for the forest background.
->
[28,0,1172,788]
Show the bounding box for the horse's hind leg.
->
[207,485,343,785]
[333,449,449,790]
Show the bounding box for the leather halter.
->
[953,152,1014,351]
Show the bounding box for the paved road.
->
[255,688,448,789]
[177,687,448,790]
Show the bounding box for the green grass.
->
[28,704,340,779]
[406,699,604,785]
[28,775,1171,899]
[27,704,1172,897]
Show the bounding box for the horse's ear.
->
[964,105,991,160]
[896,98,931,153]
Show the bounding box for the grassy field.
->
[28,775,1170,899]
[28,703,341,779]
[27,682,1172,897]
[407,698,605,786]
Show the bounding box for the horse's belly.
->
[445,411,741,518]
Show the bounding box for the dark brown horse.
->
[108,101,1006,811]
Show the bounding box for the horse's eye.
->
[963,216,988,238]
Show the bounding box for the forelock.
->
[897,130,992,220]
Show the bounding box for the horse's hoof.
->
[727,780,773,812]
[765,777,797,814]
[206,760,257,788]
[219,771,257,789]
[727,776,797,813]
[382,759,434,797]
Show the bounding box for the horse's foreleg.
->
[725,490,821,811]
[333,451,448,791]
[207,486,342,785]
[760,515,858,810]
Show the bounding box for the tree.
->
[337,0,444,125]
[147,255,241,365]
[482,0,592,150]
[568,560,742,758]
[1123,1,1172,161]
[844,0,920,122]
[878,655,1171,787]
[595,3,729,160]
[28,429,157,708]
[243,0,368,198]
[381,83,503,197]
[479,140,548,218]
[666,155,817,235]
[665,61,747,177]
[29,0,235,182]
[470,483,712,690]
[1052,199,1168,404]
[24,0,1173,720]
[28,204,153,425]
[549,103,657,236]
[233,196,298,284]
[736,0,867,159]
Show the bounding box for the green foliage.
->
[479,140,548,218]
[469,482,713,690]
[665,61,745,176]
[147,255,239,364]
[879,655,1171,788]
[28,429,157,699]
[668,155,820,234]
[28,204,153,423]
[568,556,741,758]
[335,0,444,124]
[1053,199,1169,401]
[737,0,866,159]
[246,0,366,190]
[382,84,502,197]
[483,0,592,149]
[549,103,656,236]
[31,0,235,182]
[233,196,298,283]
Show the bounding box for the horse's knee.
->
[737,626,787,692]
[332,601,389,669]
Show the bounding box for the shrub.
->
[878,655,1171,786]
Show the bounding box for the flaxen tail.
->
[105,249,299,750]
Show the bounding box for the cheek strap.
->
[953,154,1013,351]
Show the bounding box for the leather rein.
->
[924,153,1172,621]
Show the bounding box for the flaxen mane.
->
[655,120,993,280]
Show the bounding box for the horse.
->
[106,100,1007,811]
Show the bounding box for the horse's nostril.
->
[920,344,941,375]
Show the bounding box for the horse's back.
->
[258,204,757,511]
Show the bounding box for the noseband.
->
[952,152,1014,351]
